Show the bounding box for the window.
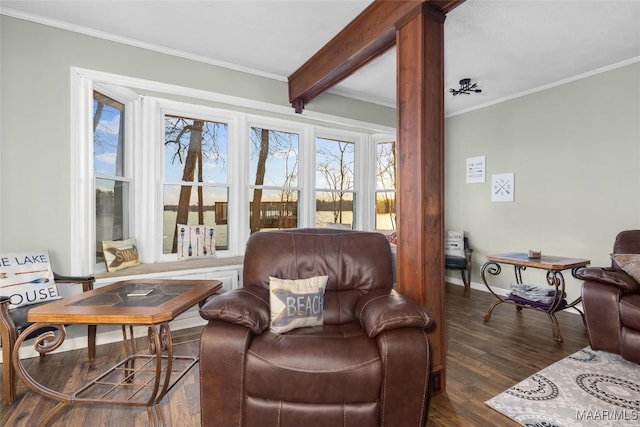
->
[375,140,396,231]
[163,115,229,252]
[93,91,131,263]
[316,137,355,228]
[249,126,299,234]
[74,69,395,273]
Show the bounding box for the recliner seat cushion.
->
[245,323,382,403]
[243,398,379,427]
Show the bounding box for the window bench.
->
[94,256,244,286]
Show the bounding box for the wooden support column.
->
[395,4,447,394]
[288,0,465,395]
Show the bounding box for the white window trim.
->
[371,133,398,231]
[70,72,139,274]
[70,67,395,274]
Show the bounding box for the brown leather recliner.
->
[199,228,433,427]
[574,230,640,364]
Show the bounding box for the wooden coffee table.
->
[12,278,222,426]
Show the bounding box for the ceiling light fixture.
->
[449,78,482,96]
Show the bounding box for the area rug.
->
[485,347,640,426]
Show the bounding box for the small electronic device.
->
[127,289,154,297]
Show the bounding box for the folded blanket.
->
[510,283,555,296]
[508,293,567,312]
[509,283,563,304]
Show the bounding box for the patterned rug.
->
[485,347,640,426]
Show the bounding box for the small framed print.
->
[491,173,514,202]
[466,156,486,183]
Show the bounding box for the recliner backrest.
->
[243,228,393,324]
[613,230,640,255]
[611,230,640,269]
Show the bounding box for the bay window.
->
[74,69,395,273]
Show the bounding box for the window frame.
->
[152,98,239,261]
[73,80,140,274]
[313,128,365,230]
[372,133,398,232]
[245,115,307,237]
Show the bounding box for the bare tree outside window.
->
[249,127,299,234]
[376,141,396,230]
[316,138,355,227]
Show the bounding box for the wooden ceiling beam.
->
[287,0,465,112]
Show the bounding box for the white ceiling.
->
[2,0,639,116]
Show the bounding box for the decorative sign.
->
[0,251,58,308]
[491,173,515,202]
[466,156,486,183]
[176,224,216,260]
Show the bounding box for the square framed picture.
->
[491,173,514,202]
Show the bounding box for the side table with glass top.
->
[481,252,589,343]
[12,278,222,426]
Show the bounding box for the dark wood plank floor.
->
[1,283,590,426]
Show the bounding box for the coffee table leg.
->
[12,323,71,426]
[147,403,164,426]
[121,325,138,381]
[145,322,174,425]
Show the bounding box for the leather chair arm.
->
[355,289,432,338]
[574,267,640,293]
[199,286,270,334]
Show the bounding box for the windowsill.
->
[94,256,244,280]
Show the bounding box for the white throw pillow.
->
[445,230,465,258]
[269,275,328,334]
[102,237,141,272]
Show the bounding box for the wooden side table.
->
[481,252,589,343]
[12,278,222,426]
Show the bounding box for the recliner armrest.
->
[355,288,432,338]
[574,267,640,293]
[199,286,270,334]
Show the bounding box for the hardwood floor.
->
[428,284,589,426]
[1,283,590,426]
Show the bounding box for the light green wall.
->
[2,15,639,296]
[0,16,395,271]
[445,63,640,301]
